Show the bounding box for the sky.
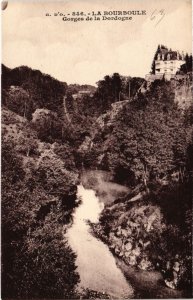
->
[2,0,192,85]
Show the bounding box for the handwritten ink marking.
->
[150,9,165,27]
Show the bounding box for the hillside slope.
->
[2,87,81,297]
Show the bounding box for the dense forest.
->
[87,80,192,294]
[1,63,192,298]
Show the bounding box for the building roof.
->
[157,48,184,61]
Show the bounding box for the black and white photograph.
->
[1,0,193,298]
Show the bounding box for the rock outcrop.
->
[92,201,188,290]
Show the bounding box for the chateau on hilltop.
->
[155,48,185,80]
[143,45,192,109]
[146,45,190,81]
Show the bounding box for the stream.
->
[66,184,134,299]
[66,170,184,299]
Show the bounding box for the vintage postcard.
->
[1,0,192,299]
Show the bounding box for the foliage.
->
[53,142,76,170]
[2,86,33,119]
[31,108,64,142]
[151,44,162,74]
[1,64,70,144]
[88,80,191,188]
[35,149,78,197]
[179,54,193,74]
[2,64,67,119]
[94,73,144,112]
[4,210,79,298]
[1,109,80,298]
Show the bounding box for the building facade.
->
[155,49,185,80]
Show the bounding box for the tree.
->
[112,73,122,101]
[151,45,161,74]
[125,77,144,98]
[179,54,192,74]
[2,86,33,119]
[31,108,63,142]
[35,149,78,197]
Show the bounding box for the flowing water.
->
[66,184,133,299]
[66,171,185,299]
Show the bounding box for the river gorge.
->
[66,170,185,299]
